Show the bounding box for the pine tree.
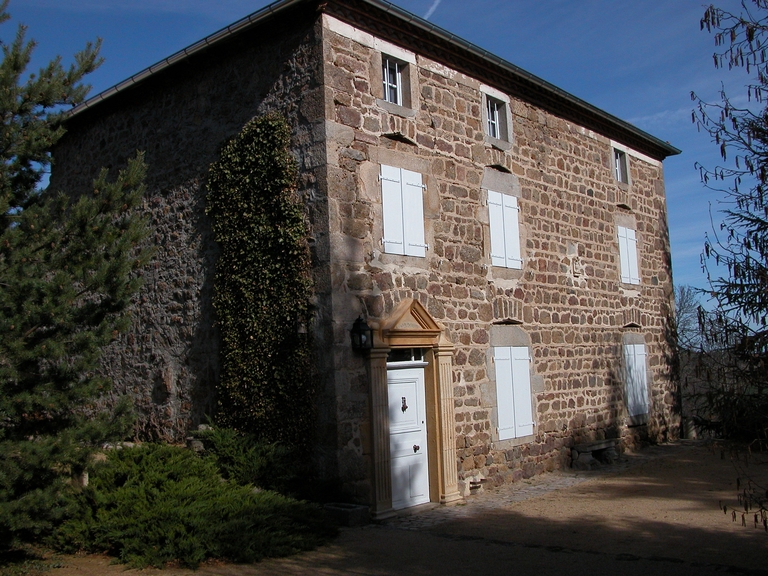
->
[0,1,151,544]
[690,1,768,442]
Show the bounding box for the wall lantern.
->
[350,316,374,351]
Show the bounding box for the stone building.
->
[51,0,681,517]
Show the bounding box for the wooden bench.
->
[571,439,619,470]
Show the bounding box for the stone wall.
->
[50,6,330,444]
[320,14,678,498]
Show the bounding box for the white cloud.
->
[627,107,692,131]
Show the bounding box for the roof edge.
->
[67,0,680,159]
[68,0,308,116]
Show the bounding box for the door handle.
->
[413,444,420,453]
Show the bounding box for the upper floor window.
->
[380,164,427,257]
[484,94,510,143]
[382,56,404,106]
[614,148,629,184]
[486,96,502,139]
[481,86,512,149]
[617,225,640,284]
[488,190,522,269]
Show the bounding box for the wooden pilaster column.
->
[368,345,394,519]
[435,334,462,503]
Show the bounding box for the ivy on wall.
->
[206,113,314,448]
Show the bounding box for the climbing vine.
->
[206,113,314,447]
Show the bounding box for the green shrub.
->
[54,444,335,569]
[195,427,305,494]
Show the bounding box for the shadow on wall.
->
[49,7,325,442]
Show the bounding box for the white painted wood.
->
[494,346,516,440]
[381,164,404,254]
[402,169,426,257]
[388,367,429,510]
[511,346,534,436]
[495,346,533,440]
[618,226,640,284]
[488,190,506,268]
[488,190,521,269]
[503,194,522,268]
[624,343,649,416]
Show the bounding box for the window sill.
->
[495,433,534,447]
[376,99,416,118]
[488,266,524,281]
[484,134,512,151]
[377,251,428,264]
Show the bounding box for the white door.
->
[387,368,430,510]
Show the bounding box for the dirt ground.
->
[35,441,768,575]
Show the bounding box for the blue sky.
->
[9,0,750,293]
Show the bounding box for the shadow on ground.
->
[44,442,768,576]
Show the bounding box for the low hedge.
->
[53,443,336,569]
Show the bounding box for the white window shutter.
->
[495,346,534,440]
[494,347,516,441]
[624,344,649,416]
[503,194,522,269]
[618,226,640,284]
[511,346,534,436]
[381,165,405,255]
[627,228,640,284]
[488,191,506,267]
[402,169,426,257]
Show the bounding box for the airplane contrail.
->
[424,0,442,20]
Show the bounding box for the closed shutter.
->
[402,169,426,257]
[494,347,516,440]
[624,343,649,416]
[618,226,640,284]
[488,191,506,267]
[381,165,405,255]
[381,165,425,257]
[511,346,534,436]
[488,190,522,269]
[495,346,534,440]
[503,194,522,269]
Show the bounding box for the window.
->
[623,343,649,417]
[494,346,534,440]
[484,95,509,142]
[617,225,640,284]
[380,164,427,257]
[488,190,522,269]
[382,56,404,106]
[487,97,501,139]
[614,149,629,184]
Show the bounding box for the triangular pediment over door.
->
[380,298,442,348]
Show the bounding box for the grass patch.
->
[52,443,336,569]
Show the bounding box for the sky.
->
[8,0,752,294]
